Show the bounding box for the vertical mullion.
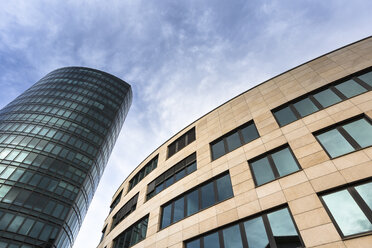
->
[348,187,372,223]
[289,104,301,119]
[239,222,249,248]
[200,237,205,248]
[238,129,245,145]
[267,155,280,178]
[223,138,229,154]
[184,195,187,218]
[337,126,361,150]
[309,95,323,110]
[218,230,225,248]
[170,201,175,225]
[353,77,372,91]
[262,214,277,248]
[198,188,202,211]
[330,85,347,100]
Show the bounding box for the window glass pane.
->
[222,224,243,248]
[216,174,233,202]
[164,176,174,188]
[313,89,342,108]
[322,190,372,236]
[355,182,372,211]
[226,132,241,152]
[335,79,367,98]
[244,216,269,248]
[161,204,172,229]
[187,162,197,174]
[201,182,215,209]
[293,97,319,117]
[274,106,298,126]
[186,239,200,248]
[267,208,302,247]
[204,231,220,248]
[173,197,184,222]
[211,140,225,160]
[250,157,275,186]
[342,119,372,148]
[186,190,199,216]
[358,71,372,87]
[241,124,259,144]
[271,148,299,177]
[175,169,186,181]
[316,129,354,158]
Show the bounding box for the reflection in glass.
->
[342,119,372,148]
[335,80,367,98]
[316,129,354,157]
[212,140,225,160]
[355,182,372,210]
[187,239,200,248]
[313,89,342,108]
[322,190,372,236]
[274,106,298,126]
[204,231,220,248]
[216,174,233,201]
[226,132,241,152]
[358,71,372,87]
[187,190,199,216]
[293,98,319,117]
[201,182,215,209]
[251,157,275,186]
[244,216,269,248]
[161,204,172,228]
[222,224,243,248]
[241,124,259,144]
[173,197,184,222]
[271,148,299,177]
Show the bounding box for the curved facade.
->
[0,67,132,248]
[100,37,372,248]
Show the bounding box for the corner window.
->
[128,155,158,191]
[185,206,303,248]
[160,173,233,229]
[320,181,372,238]
[110,190,122,212]
[111,193,138,229]
[167,127,195,158]
[211,121,259,160]
[113,215,148,248]
[272,68,372,127]
[315,116,372,158]
[249,145,301,186]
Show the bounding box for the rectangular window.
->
[146,153,196,200]
[320,180,372,238]
[111,193,139,229]
[185,206,304,248]
[100,225,107,243]
[128,155,158,192]
[272,68,372,127]
[314,116,372,158]
[160,172,233,229]
[211,121,259,160]
[167,127,196,158]
[249,144,301,186]
[113,215,149,248]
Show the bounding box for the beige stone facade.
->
[98,37,372,248]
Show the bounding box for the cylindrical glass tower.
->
[0,67,132,248]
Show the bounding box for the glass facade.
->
[0,67,132,248]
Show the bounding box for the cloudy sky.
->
[0,0,371,247]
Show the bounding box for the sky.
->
[0,0,371,247]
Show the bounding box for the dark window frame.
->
[159,172,234,230]
[319,178,372,239]
[146,153,197,200]
[272,67,372,127]
[111,193,139,230]
[112,214,149,248]
[167,127,196,158]
[128,155,158,192]
[210,120,260,161]
[314,114,372,159]
[184,204,305,248]
[248,144,302,187]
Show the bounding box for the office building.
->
[100,37,372,248]
[0,67,132,248]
